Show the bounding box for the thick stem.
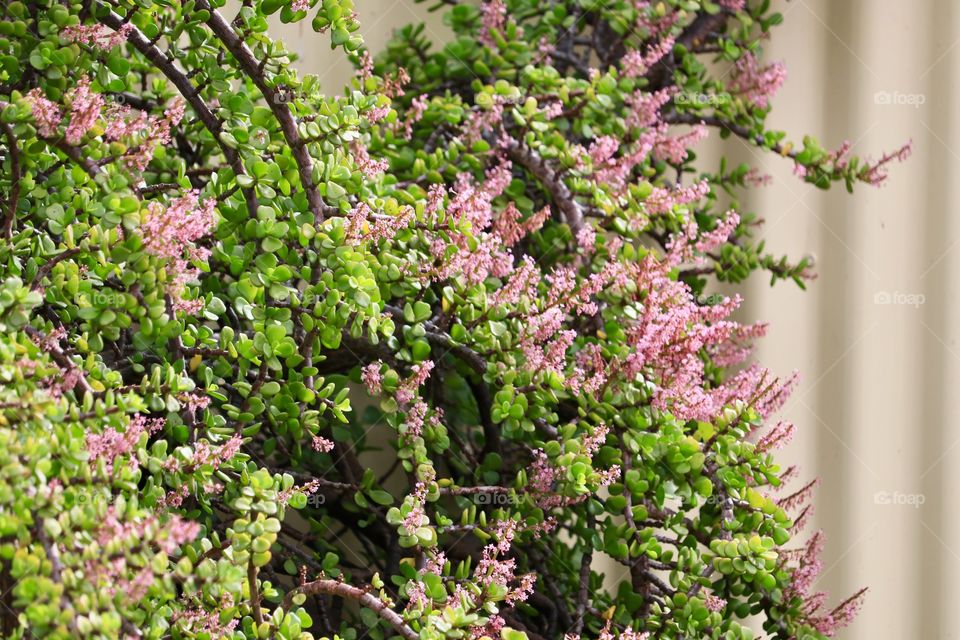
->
[504,138,585,241]
[281,579,418,640]
[248,559,264,625]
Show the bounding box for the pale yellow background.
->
[274,1,959,638]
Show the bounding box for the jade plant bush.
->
[0,0,909,639]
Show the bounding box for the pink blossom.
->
[621,35,676,78]
[426,183,446,217]
[491,256,540,307]
[403,482,428,533]
[366,104,390,123]
[653,123,708,163]
[643,180,710,218]
[729,52,786,110]
[405,580,429,610]
[860,140,913,186]
[103,103,150,141]
[402,94,429,138]
[122,97,185,172]
[625,87,676,130]
[61,23,132,50]
[86,414,165,473]
[756,419,797,452]
[396,360,434,405]
[174,593,239,639]
[64,75,104,144]
[704,594,727,612]
[24,89,62,137]
[528,449,558,495]
[357,50,375,81]
[345,202,412,244]
[479,0,507,47]
[141,190,216,313]
[179,392,210,413]
[187,435,243,471]
[493,203,550,246]
[362,361,383,394]
[311,435,335,452]
[718,0,746,10]
[777,477,820,513]
[381,67,410,99]
[279,477,325,505]
[402,399,429,440]
[744,167,773,187]
[353,141,389,178]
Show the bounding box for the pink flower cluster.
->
[345,202,413,245]
[24,89,62,138]
[401,94,429,138]
[528,424,619,508]
[86,414,165,474]
[577,91,709,201]
[188,435,243,470]
[729,52,787,110]
[474,520,537,605]
[718,0,747,10]
[781,531,867,636]
[179,392,211,413]
[621,34,676,78]
[65,75,104,144]
[479,0,508,48]
[859,140,913,186]
[25,77,185,172]
[420,160,520,285]
[362,361,383,394]
[88,508,200,600]
[403,481,428,533]
[311,435,335,452]
[352,141,389,178]
[173,593,239,639]
[704,594,727,612]
[61,23,132,50]
[141,190,216,314]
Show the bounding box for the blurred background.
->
[272,1,959,637]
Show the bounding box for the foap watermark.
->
[874,90,926,108]
[270,86,309,106]
[90,290,129,306]
[874,490,925,508]
[874,290,926,308]
[696,292,730,306]
[674,93,731,108]
[473,492,521,506]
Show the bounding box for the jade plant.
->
[0,0,908,639]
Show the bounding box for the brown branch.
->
[571,521,593,636]
[281,579,417,640]
[135,182,182,196]
[97,10,259,218]
[193,0,334,222]
[665,112,792,158]
[248,559,264,625]
[1,121,21,239]
[30,247,83,291]
[23,326,93,394]
[504,138,585,240]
